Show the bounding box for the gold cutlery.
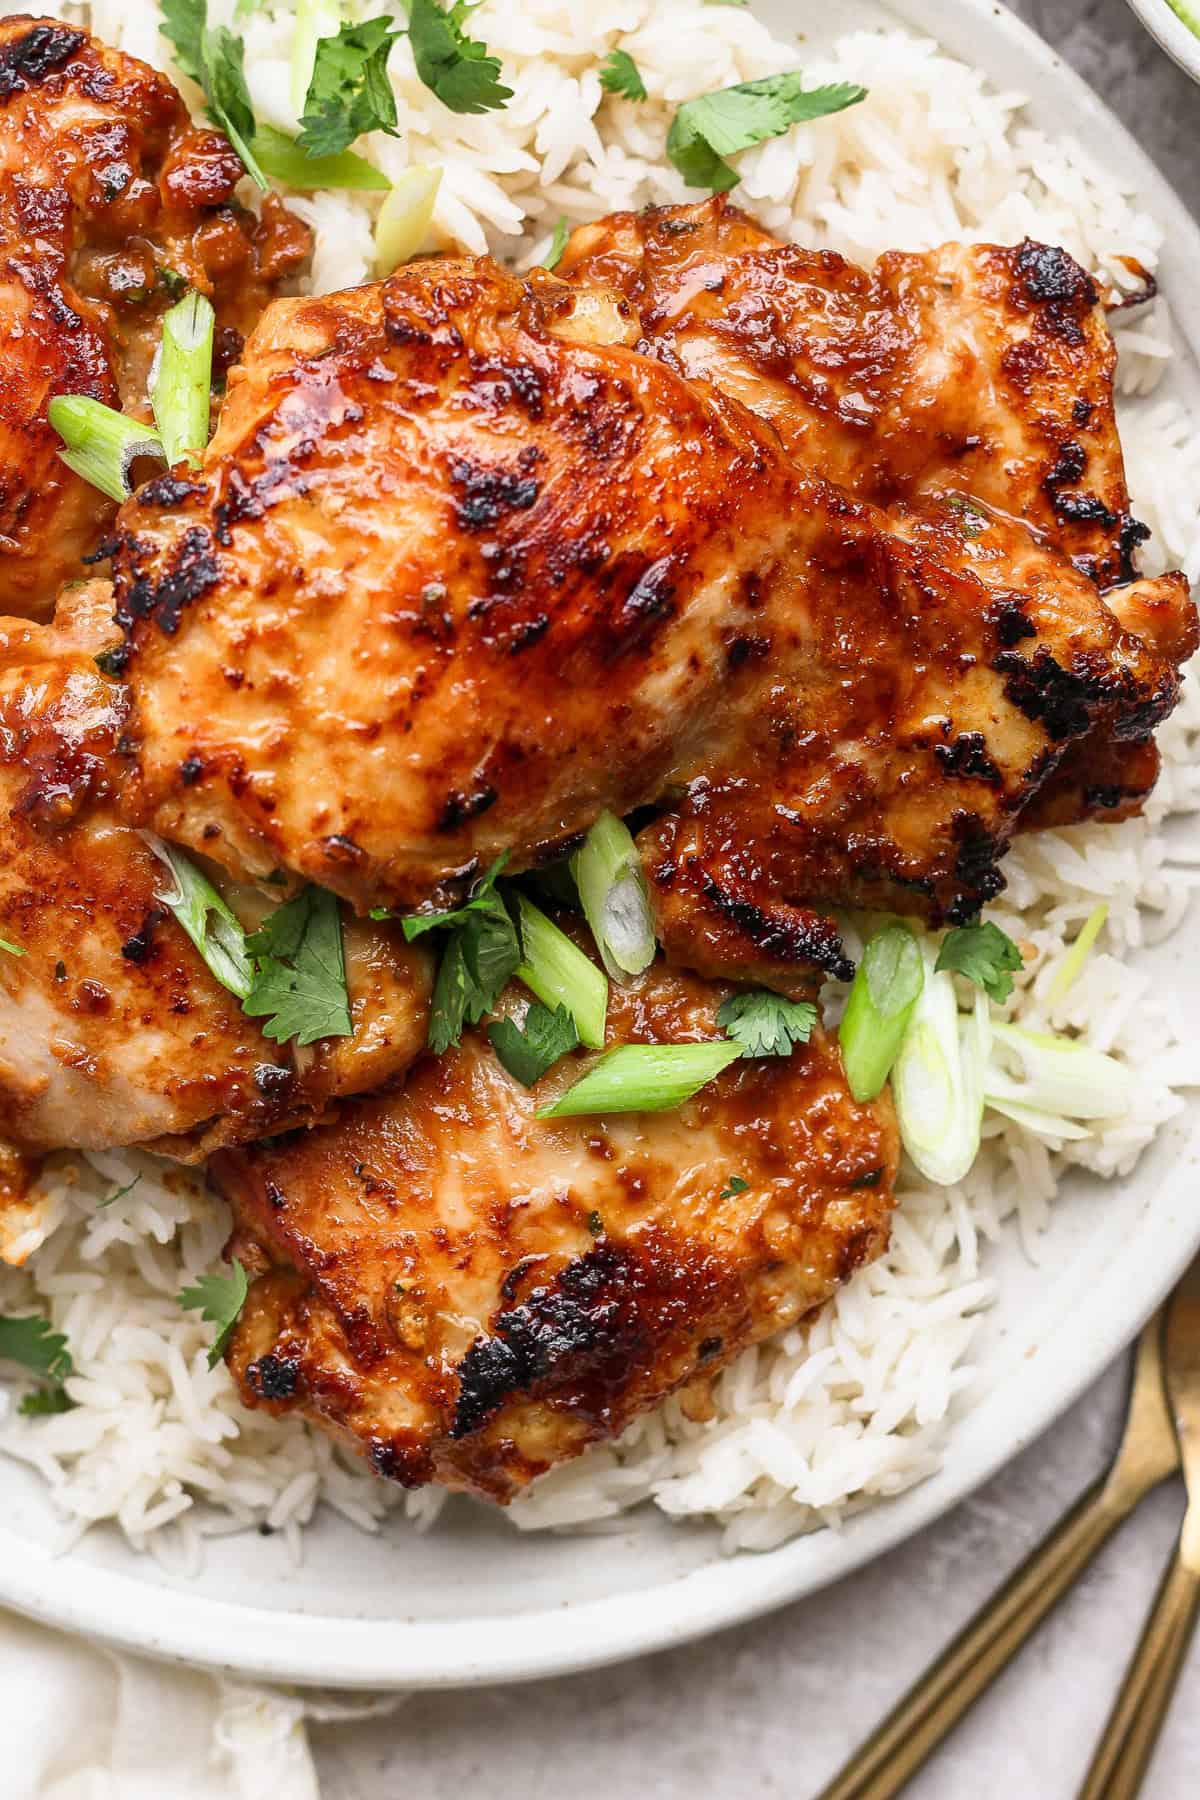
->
[816,1302,1181,1800]
[1076,1256,1200,1799]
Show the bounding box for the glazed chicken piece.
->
[0,582,431,1160]
[212,957,898,1502]
[0,16,311,618]
[558,197,1176,827]
[108,256,1193,983]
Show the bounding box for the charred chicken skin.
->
[110,257,1192,986]
[0,16,311,619]
[0,582,431,1160]
[213,957,898,1503]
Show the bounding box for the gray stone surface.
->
[314,7,1200,1795]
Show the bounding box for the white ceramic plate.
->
[1123,0,1200,86]
[3,0,1199,1691]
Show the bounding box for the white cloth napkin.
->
[2,1609,323,1800]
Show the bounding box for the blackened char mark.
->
[245,1354,300,1400]
[994,646,1102,742]
[0,24,84,100]
[933,731,1002,785]
[438,784,498,832]
[1042,440,1118,530]
[1013,239,1098,346]
[136,474,207,511]
[120,907,166,964]
[115,525,221,646]
[448,456,540,531]
[948,813,1006,923]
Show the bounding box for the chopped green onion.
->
[570,810,656,980]
[838,922,924,1102]
[0,936,23,956]
[515,893,608,1049]
[986,1021,1135,1121]
[891,969,989,1187]
[537,1039,740,1118]
[142,834,253,999]
[253,122,390,189]
[1047,903,1109,1005]
[374,164,442,276]
[47,395,165,505]
[150,292,215,469]
[290,0,342,115]
[542,216,569,271]
[982,1096,1091,1142]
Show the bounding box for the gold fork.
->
[816,1303,1181,1800]
[1076,1255,1200,1799]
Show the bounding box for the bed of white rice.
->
[7,0,1200,1568]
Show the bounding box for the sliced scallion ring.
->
[374,165,442,276]
[570,810,656,981]
[150,292,216,469]
[537,1039,740,1119]
[47,396,165,505]
[515,894,608,1049]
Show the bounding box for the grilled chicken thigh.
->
[0,16,310,619]
[0,583,430,1159]
[559,197,1182,828]
[213,957,898,1501]
[110,257,1192,982]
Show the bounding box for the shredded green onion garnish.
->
[537,1039,740,1118]
[986,1021,1134,1121]
[150,291,215,469]
[570,810,656,981]
[1047,903,1109,1005]
[253,122,390,190]
[0,936,24,956]
[838,922,925,1102]
[515,894,608,1049]
[289,0,342,115]
[891,970,988,1187]
[47,396,165,505]
[374,164,442,275]
[142,834,253,1000]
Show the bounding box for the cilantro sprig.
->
[717,990,817,1058]
[488,1001,579,1086]
[935,920,1023,1003]
[403,854,521,1053]
[406,0,513,115]
[177,1261,250,1369]
[667,74,867,192]
[299,15,401,156]
[243,886,354,1046]
[599,48,646,102]
[0,1315,75,1416]
[161,0,268,188]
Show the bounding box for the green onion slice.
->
[253,122,390,190]
[537,1039,740,1118]
[891,972,988,1187]
[150,292,215,469]
[142,834,253,1000]
[838,922,924,1102]
[985,1020,1134,1122]
[47,395,165,505]
[374,164,442,275]
[1047,903,1108,1005]
[515,893,608,1049]
[570,811,656,981]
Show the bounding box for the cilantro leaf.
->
[406,0,512,115]
[599,48,646,102]
[19,1386,75,1416]
[935,921,1023,1003]
[488,1001,579,1086]
[717,990,818,1058]
[406,857,521,1053]
[0,1315,73,1384]
[542,216,569,271]
[720,1174,749,1199]
[667,75,867,192]
[160,0,268,189]
[244,886,353,1046]
[177,1260,250,1369]
[298,15,401,157]
[98,1176,141,1210]
[0,935,23,955]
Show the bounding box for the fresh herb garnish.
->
[150,291,215,469]
[177,1261,250,1369]
[160,0,268,189]
[404,854,521,1053]
[98,1176,141,1210]
[667,74,867,192]
[720,1175,749,1199]
[945,493,989,539]
[0,936,23,956]
[717,990,817,1058]
[514,893,607,1049]
[47,396,165,505]
[406,0,513,115]
[299,15,401,156]
[244,886,353,1046]
[488,1000,579,1086]
[599,47,646,102]
[0,1314,75,1414]
[586,1209,604,1236]
[537,1039,740,1118]
[935,921,1023,1004]
[570,810,655,981]
[19,1386,75,1416]
[145,836,254,1000]
[156,265,189,299]
[542,215,569,271]
[254,123,391,190]
[839,922,925,1102]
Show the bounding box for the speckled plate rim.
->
[2,0,1199,1691]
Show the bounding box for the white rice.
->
[7,0,1200,1560]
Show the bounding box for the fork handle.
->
[816,1476,1133,1800]
[1076,1518,1200,1800]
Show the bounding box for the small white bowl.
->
[1124,0,1200,83]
